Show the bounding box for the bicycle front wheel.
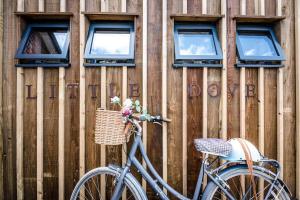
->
[70,167,146,200]
[202,165,291,200]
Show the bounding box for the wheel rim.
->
[73,172,139,200]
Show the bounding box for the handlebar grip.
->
[162,118,172,123]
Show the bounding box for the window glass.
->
[238,33,278,57]
[90,30,131,55]
[23,29,68,54]
[178,31,216,56]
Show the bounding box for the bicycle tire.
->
[70,167,147,200]
[202,164,291,200]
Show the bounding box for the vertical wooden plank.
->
[64,0,80,198]
[281,0,296,194]
[227,0,240,139]
[24,0,38,12]
[79,0,86,200]
[221,0,227,141]
[23,70,37,200]
[263,0,278,163]
[274,0,284,179]
[186,68,203,197]
[245,0,258,148]
[3,0,18,199]
[104,1,122,198]
[17,0,25,199]
[240,0,246,141]
[0,0,3,197]
[36,0,45,198]
[45,0,60,11]
[167,0,183,196]
[295,0,300,197]
[99,3,107,198]
[207,0,221,140]
[182,0,187,196]
[163,0,169,194]
[186,0,203,197]
[147,0,163,197]
[202,0,207,143]
[141,0,148,190]
[121,1,127,199]
[36,60,44,199]
[84,0,101,186]
[58,0,66,199]
[43,70,59,200]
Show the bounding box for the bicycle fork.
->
[111,166,130,200]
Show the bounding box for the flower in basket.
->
[121,106,133,117]
[123,98,133,108]
[111,96,121,104]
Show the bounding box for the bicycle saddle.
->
[194,138,232,157]
[194,138,263,161]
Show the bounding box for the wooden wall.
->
[0,0,299,199]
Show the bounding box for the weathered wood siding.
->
[0,0,299,199]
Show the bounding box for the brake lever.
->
[153,121,162,126]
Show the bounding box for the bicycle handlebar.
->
[131,114,171,123]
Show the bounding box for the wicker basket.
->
[95,109,128,145]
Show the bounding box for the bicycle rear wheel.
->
[70,167,146,200]
[202,165,291,200]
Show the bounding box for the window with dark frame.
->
[84,21,135,67]
[173,23,223,68]
[15,22,70,68]
[236,25,285,68]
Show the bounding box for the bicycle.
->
[71,101,292,200]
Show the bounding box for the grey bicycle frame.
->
[110,119,236,200]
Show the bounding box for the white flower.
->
[123,98,133,108]
[111,96,120,104]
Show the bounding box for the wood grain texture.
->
[105,1,123,191]
[147,0,163,198]
[0,0,3,197]
[295,0,300,197]
[42,3,60,200]
[227,0,240,139]
[245,0,258,147]
[167,0,183,197]
[84,0,102,177]
[58,0,66,199]
[187,69,203,198]
[207,0,221,139]
[261,0,277,160]
[186,1,203,197]
[3,0,18,199]
[43,69,59,200]
[64,0,80,198]
[23,69,37,200]
[281,0,296,194]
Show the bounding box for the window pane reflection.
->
[23,29,68,54]
[90,31,131,55]
[178,31,216,56]
[239,34,278,57]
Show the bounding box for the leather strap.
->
[237,139,258,200]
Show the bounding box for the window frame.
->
[84,21,135,61]
[236,25,285,62]
[15,22,70,60]
[174,23,223,61]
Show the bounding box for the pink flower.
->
[122,107,133,117]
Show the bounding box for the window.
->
[173,23,223,68]
[236,25,285,67]
[84,21,135,67]
[15,22,70,67]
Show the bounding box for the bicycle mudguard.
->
[108,164,148,200]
